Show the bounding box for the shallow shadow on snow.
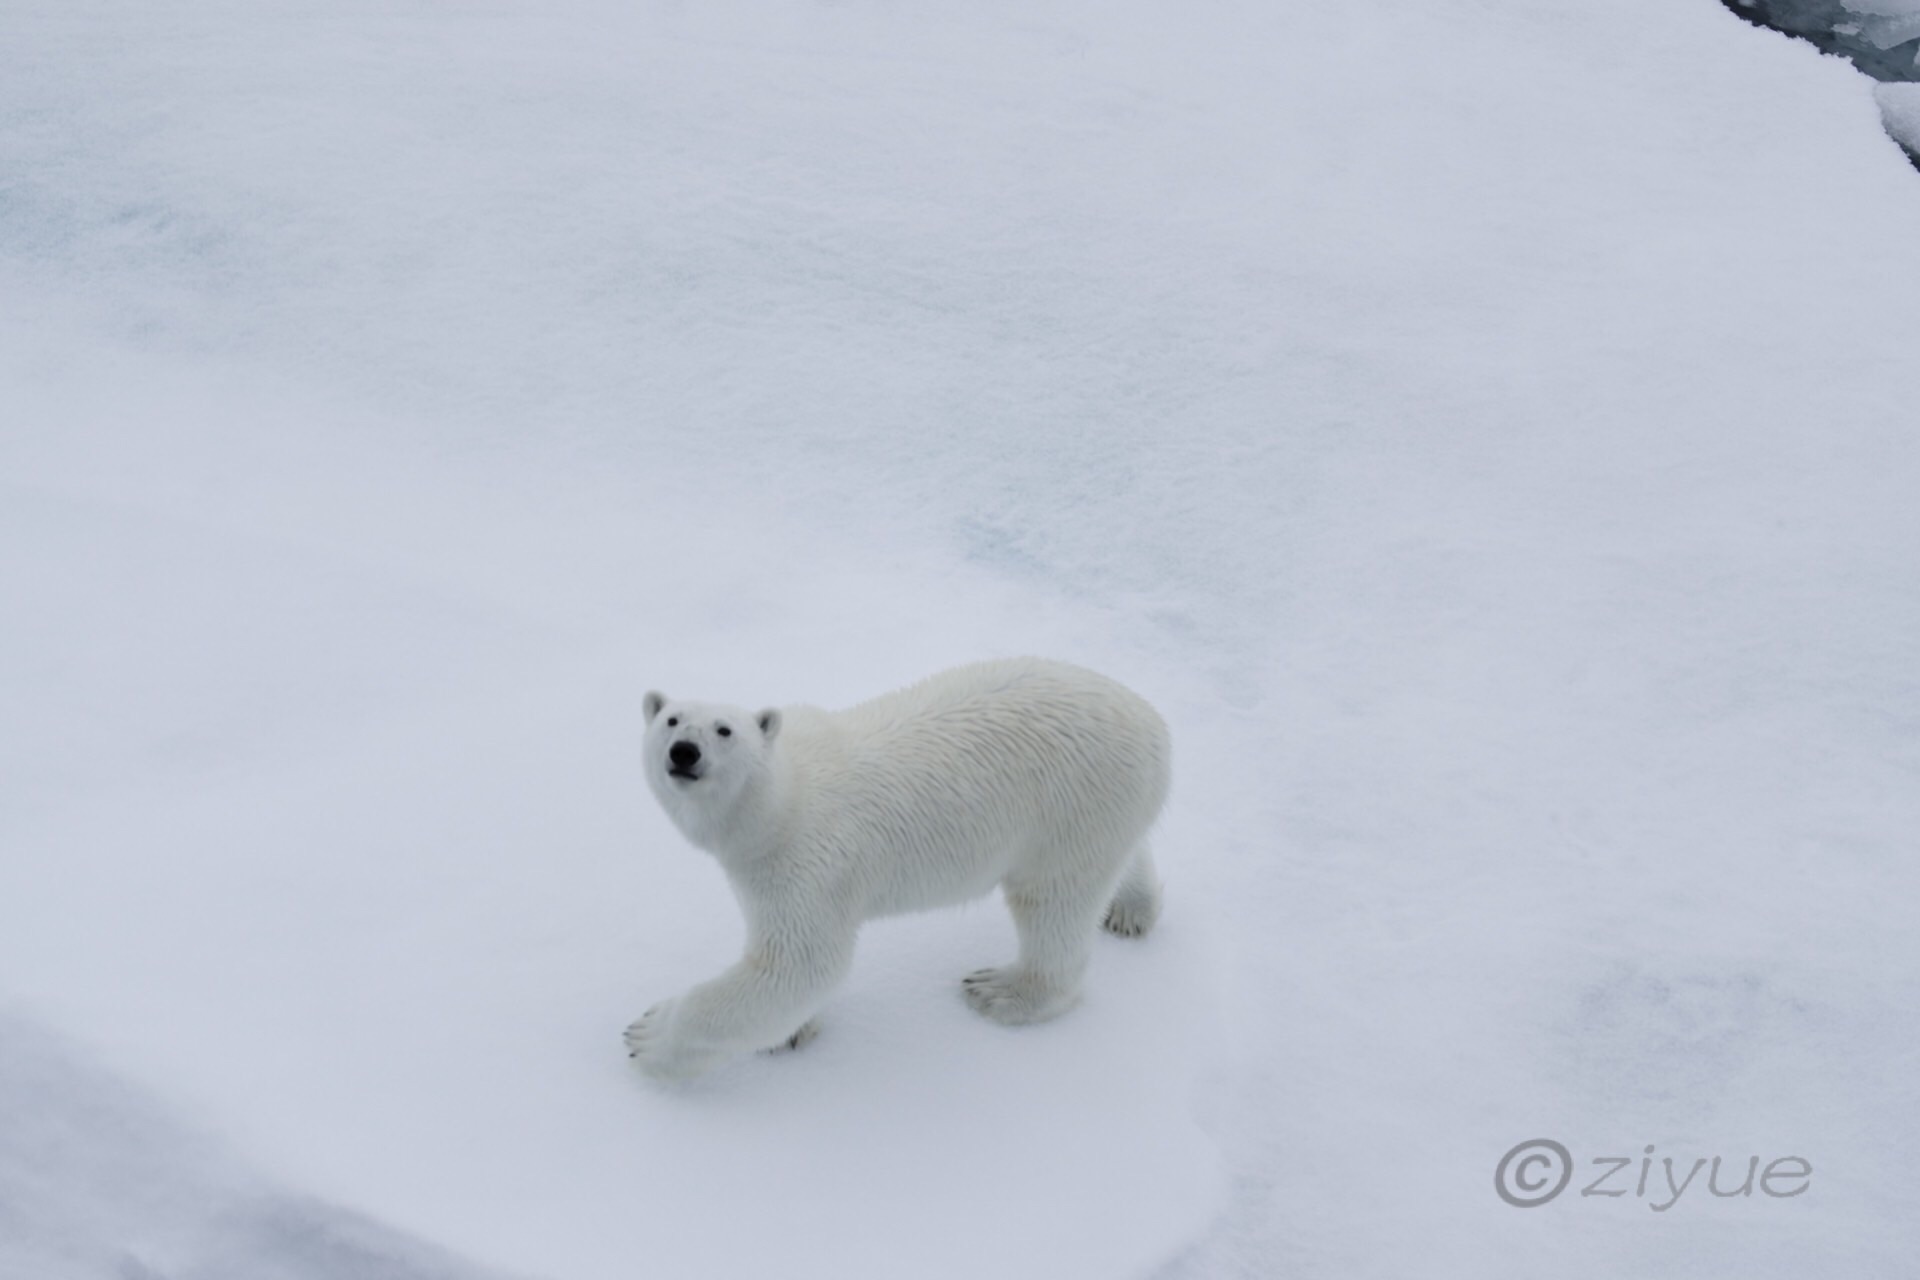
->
[0,1013,517,1280]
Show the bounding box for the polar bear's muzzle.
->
[667,740,704,781]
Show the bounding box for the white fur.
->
[625,658,1170,1079]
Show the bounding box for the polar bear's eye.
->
[717,725,732,737]
[666,717,678,728]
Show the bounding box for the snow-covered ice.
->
[1879,81,1920,152]
[4,1,1918,1277]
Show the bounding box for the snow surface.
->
[4,1,1919,1277]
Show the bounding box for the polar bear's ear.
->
[755,708,782,743]
[643,691,667,724]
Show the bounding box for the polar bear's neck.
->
[671,749,794,870]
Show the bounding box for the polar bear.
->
[625,657,1170,1080]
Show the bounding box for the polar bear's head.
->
[642,691,784,847]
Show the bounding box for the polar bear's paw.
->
[961,968,1077,1026]
[625,1001,711,1079]
[624,1001,671,1058]
[766,1018,821,1054]
[1102,896,1158,938]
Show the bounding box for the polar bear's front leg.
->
[626,930,854,1080]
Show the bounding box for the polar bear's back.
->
[782,659,1169,914]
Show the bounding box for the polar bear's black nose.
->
[669,741,702,770]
